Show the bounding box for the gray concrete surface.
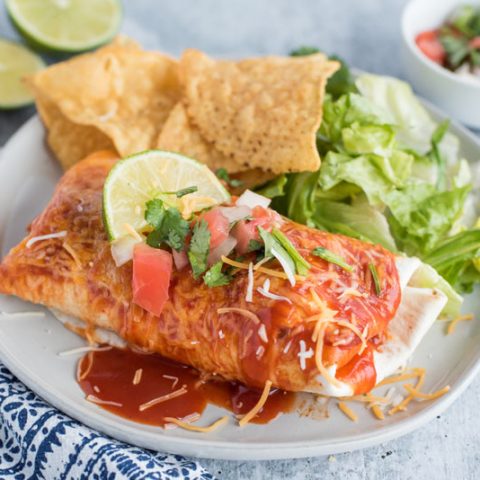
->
[1,1,479,478]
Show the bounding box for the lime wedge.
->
[6,0,122,53]
[0,38,44,109]
[103,150,231,241]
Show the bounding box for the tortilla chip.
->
[157,102,240,173]
[230,169,277,192]
[29,36,181,157]
[180,49,339,174]
[33,91,114,170]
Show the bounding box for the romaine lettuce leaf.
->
[312,199,397,251]
[355,73,462,179]
[409,262,463,317]
[270,171,320,225]
[423,229,480,293]
[385,184,471,255]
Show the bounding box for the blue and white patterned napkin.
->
[0,364,214,480]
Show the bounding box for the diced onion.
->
[111,236,142,267]
[172,249,189,270]
[218,205,252,224]
[236,190,271,209]
[208,236,237,266]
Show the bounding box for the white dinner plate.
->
[0,105,480,461]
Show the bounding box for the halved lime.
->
[6,0,122,53]
[0,38,44,109]
[103,150,231,241]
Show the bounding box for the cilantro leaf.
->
[247,239,263,253]
[290,46,320,56]
[145,199,190,251]
[188,220,211,278]
[161,208,190,251]
[216,168,243,188]
[145,198,166,229]
[204,261,232,287]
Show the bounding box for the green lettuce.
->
[385,184,471,255]
[410,262,463,317]
[423,229,480,293]
[257,59,478,298]
[311,198,397,251]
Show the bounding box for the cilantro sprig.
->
[145,199,190,251]
[188,220,211,278]
[204,261,232,287]
[215,168,243,188]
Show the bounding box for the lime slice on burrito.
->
[6,0,122,53]
[0,38,44,109]
[103,150,231,241]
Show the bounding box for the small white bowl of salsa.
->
[402,0,480,128]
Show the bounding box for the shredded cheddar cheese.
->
[376,370,425,388]
[62,242,82,268]
[217,307,260,324]
[388,369,426,415]
[133,368,143,385]
[221,256,303,281]
[164,415,228,432]
[139,387,188,412]
[314,323,345,389]
[253,256,271,270]
[181,195,217,219]
[123,223,143,241]
[162,374,179,389]
[77,351,94,382]
[238,380,272,427]
[371,405,385,420]
[86,394,122,407]
[339,394,389,404]
[58,345,112,357]
[337,401,358,422]
[403,384,450,400]
[26,230,67,248]
[447,313,474,335]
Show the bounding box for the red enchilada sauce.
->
[77,347,294,427]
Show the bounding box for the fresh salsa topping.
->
[415,5,480,80]
[119,186,320,316]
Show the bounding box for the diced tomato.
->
[232,220,259,254]
[132,243,172,317]
[199,207,230,249]
[470,37,480,49]
[232,206,283,254]
[415,30,446,65]
[251,206,282,229]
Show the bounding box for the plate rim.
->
[1,106,480,460]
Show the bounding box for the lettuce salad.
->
[257,48,480,316]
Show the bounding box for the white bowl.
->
[401,0,480,128]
